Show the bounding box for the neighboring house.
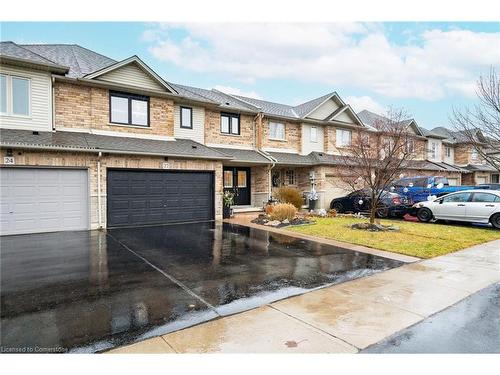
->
[1,41,497,236]
[431,126,498,185]
[357,110,465,185]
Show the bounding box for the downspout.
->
[257,149,277,201]
[51,76,56,131]
[97,151,103,230]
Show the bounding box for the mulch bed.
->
[251,215,313,228]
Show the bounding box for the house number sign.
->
[4,156,15,165]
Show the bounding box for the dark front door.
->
[223,167,251,205]
[107,169,214,227]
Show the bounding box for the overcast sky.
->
[3,22,500,129]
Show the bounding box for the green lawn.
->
[287,217,500,258]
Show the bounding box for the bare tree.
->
[450,67,500,171]
[336,109,425,226]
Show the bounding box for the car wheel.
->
[332,202,343,213]
[490,213,500,229]
[376,207,389,218]
[417,207,433,223]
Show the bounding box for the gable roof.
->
[357,110,423,136]
[431,126,487,145]
[84,55,178,94]
[293,92,335,118]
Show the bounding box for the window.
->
[180,106,193,129]
[284,170,296,185]
[110,91,149,126]
[442,192,471,203]
[336,129,352,147]
[445,146,451,158]
[471,148,479,160]
[223,170,233,188]
[1,74,30,116]
[1,75,7,114]
[237,171,247,188]
[430,142,438,159]
[492,174,500,183]
[269,121,285,140]
[405,139,415,153]
[310,127,318,143]
[221,113,240,135]
[472,193,499,203]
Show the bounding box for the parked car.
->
[413,189,500,228]
[330,188,408,218]
[391,176,480,205]
[477,183,500,190]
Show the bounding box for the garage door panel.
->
[107,170,214,227]
[0,168,89,236]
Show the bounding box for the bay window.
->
[110,91,149,126]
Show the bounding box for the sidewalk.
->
[107,230,499,353]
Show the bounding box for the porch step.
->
[232,205,264,214]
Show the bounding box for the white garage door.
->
[0,168,89,236]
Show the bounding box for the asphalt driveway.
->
[0,222,402,353]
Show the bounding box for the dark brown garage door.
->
[107,169,214,227]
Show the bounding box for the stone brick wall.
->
[250,165,270,207]
[204,110,254,146]
[1,148,223,227]
[54,82,174,136]
[261,118,301,152]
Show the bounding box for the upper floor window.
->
[180,106,193,129]
[336,129,352,147]
[310,127,318,143]
[430,142,438,159]
[269,121,285,140]
[110,91,149,127]
[445,146,451,158]
[1,74,30,117]
[221,112,240,135]
[471,148,479,160]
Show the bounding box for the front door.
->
[223,167,251,205]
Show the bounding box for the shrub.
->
[265,204,274,215]
[275,187,303,210]
[269,203,297,221]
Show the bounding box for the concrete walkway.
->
[107,225,499,353]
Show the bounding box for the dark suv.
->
[329,188,408,218]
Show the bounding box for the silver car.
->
[414,189,500,229]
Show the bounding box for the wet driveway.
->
[0,222,403,353]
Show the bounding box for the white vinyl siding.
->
[269,121,285,140]
[336,128,352,148]
[97,63,165,91]
[308,98,340,120]
[173,105,205,143]
[301,123,324,154]
[0,65,52,131]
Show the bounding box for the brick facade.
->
[54,82,174,136]
[261,118,301,152]
[204,110,254,147]
[1,148,223,227]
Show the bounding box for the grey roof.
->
[212,148,271,164]
[464,163,498,172]
[233,95,298,118]
[428,161,469,173]
[169,84,257,112]
[418,126,446,139]
[0,129,230,160]
[20,44,116,78]
[0,41,68,70]
[266,151,315,166]
[357,110,421,135]
[430,126,487,144]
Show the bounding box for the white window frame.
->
[445,146,451,158]
[471,148,479,160]
[430,142,437,159]
[336,129,352,148]
[283,170,297,186]
[269,121,285,141]
[310,126,318,143]
[0,74,31,118]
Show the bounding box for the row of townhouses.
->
[1,41,498,235]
